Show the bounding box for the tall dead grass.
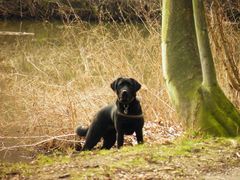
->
[0,22,177,152]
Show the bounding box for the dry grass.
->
[0,22,176,150]
[0,14,239,153]
[208,8,240,108]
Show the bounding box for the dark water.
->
[0,20,63,38]
[0,20,65,163]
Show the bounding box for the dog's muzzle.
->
[121,90,128,99]
[119,89,131,102]
[118,89,135,114]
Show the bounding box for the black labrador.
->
[76,77,144,151]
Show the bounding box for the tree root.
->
[198,85,240,136]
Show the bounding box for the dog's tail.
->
[75,126,89,137]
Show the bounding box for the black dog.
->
[76,77,144,151]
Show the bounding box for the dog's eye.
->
[117,82,124,89]
[118,81,132,89]
[118,81,125,87]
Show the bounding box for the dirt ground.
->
[1,137,240,180]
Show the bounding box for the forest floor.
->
[1,137,240,179]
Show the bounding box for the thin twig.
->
[0,133,75,139]
[0,31,35,36]
[0,133,78,152]
[144,86,175,112]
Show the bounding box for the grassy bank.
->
[1,137,240,179]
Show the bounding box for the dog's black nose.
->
[122,90,128,98]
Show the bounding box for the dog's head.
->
[111,77,141,104]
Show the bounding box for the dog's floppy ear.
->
[130,78,141,92]
[111,77,122,91]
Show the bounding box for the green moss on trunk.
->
[197,85,240,136]
[161,0,240,136]
[161,0,202,126]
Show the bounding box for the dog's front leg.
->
[136,128,144,144]
[116,131,124,148]
[114,118,124,148]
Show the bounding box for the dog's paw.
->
[75,143,82,151]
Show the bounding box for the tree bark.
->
[161,0,240,136]
[192,0,217,87]
[161,0,202,127]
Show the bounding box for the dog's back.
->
[76,104,115,135]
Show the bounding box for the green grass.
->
[36,153,71,166]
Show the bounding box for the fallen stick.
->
[0,133,76,139]
[0,134,79,152]
[0,31,35,36]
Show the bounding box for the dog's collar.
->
[123,104,129,114]
[117,97,135,107]
[116,111,144,118]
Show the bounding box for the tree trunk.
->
[161,0,240,136]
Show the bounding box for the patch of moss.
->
[36,153,70,166]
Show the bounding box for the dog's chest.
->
[119,119,138,135]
